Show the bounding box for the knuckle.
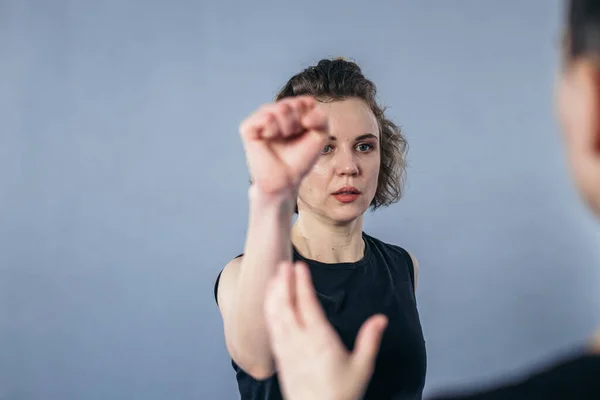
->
[277,103,292,116]
[259,103,272,112]
[264,112,276,125]
[239,120,250,136]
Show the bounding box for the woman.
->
[214,58,427,399]
[261,1,600,399]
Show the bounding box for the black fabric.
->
[427,352,600,400]
[214,232,427,400]
[213,253,242,306]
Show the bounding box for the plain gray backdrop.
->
[2,0,600,399]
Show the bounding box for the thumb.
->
[350,314,388,383]
[301,107,328,132]
[287,130,328,181]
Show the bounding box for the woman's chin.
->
[328,204,369,224]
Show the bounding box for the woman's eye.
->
[356,143,373,152]
[322,145,333,154]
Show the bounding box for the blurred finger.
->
[239,109,269,141]
[351,314,388,383]
[265,262,300,332]
[294,262,329,328]
[289,97,308,119]
[242,138,287,192]
[301,106,328,132]
[288,95,316,121]
[286,130,329,181]
[295,95,317,111]
[261,111,279,139]
[272,101,301,137]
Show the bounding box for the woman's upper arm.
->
[216,256,243,313]
[215,257,243,356]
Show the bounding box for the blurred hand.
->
[264,261,388,400]
[240,96,329,196]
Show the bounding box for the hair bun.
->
[322,57,362,74]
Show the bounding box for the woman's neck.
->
[291,212,365,264]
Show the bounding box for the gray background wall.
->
[2,1,600,399]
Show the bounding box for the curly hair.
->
[275,57,408,210]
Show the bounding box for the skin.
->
[297,98,381,226]
[262,23,600,400]
[217,96,330,379]
[292,98,384,264]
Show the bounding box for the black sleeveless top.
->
[429,351,600,399]
[214,232,427,400]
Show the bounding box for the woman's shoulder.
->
[364,232,413,259]
[364,233,419,289]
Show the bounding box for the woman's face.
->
[297,97,381,224]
